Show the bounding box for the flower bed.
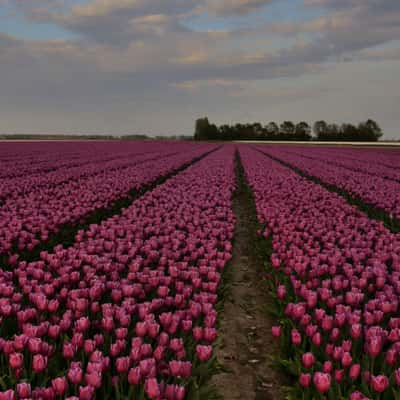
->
[0,146,235,399]
[255,145,400,222]
[0,143,214,258]
[240,145,400,400]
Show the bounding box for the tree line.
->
[194,118,383,141]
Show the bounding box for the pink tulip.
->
[9,353,23,370]
[291,329,301,346]
[145,378,160,399]
[0,390,14,400]
[350,392,368,400]
[271,326,281,338]
[348,364,361,382]
[341,351,353,368]
[313,372,331,393]
[79,385,95,400]
[301,352,315,369]
[334,369,344,383]
[32,354,48,373]
[85,371,102,388]
[277,285,286,299]
[370,374,389,393]
[196,345,213,361]
[128,367,141,385]
[16,383,31,399]
[68,366,83,384]
[323,361,332,374]
[51,377,68,395]
[299,373,311,388]
[393,368,400,387]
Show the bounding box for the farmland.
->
[0,142,399,400]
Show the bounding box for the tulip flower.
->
[196,345,213,362]
[9,353,23,370]
[301,352,315,369]
[145,378,160,399]
[0,390,14,400]
[349,364,361,381]
[370,375,389,393]
[313,372,331,394]
[32,354,47,373]
[299,373,311,388]
[128,367,141,385]
[271,326,281,338]
[51,377,68,396]
[16,383,31,399]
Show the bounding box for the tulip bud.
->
[299,373,311,388]
[271,326,281,338]
[370,374,389,393]
[51,377,68,395]
[196,345,213,361]
[9,353,23,370]
[349,364,361,381]
[301,352,315,369]
[313,372,331,394]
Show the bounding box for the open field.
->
[0,141,399,399]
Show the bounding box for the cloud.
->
[2,0,399,86]
[169,79,239,91]
[358,45,400,62]
[203,0,274,16]
[26,0,196,45]
[0,0,399,137]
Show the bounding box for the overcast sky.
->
[0,0,399,138]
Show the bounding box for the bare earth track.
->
[211,150,288,400]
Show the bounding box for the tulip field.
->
[0,141,399,399]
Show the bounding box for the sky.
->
[0,0,399,138]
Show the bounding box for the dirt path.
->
[211,151,288,400]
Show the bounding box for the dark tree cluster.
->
[313,120,382,141]
[194,118,383,142]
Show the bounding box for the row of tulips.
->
[0,143,215,258]
[295,146,400,172]
[254,145,400,223]
[239,145,400,400]
[282,147,400,183]
[0,144,176,201]
[0,146,236,399]
[0,142,160,179]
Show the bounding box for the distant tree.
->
[208,123,219,140]
[295,122,312,141]
[358,119,383,141]
[194,117,383,142]
[194,117,219,140]
[194,117,210,140]
[219,125,232,141]
[340,123,359,141]
[280,121,296,139]
[325,123,339,141]
[252,122,264,139]
[313,120,328,140]
[265,122,279,140]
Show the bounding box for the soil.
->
[210,151,289,400]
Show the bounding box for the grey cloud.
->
[28,0,197,45]
[0,0,399,137]
[203,0,274,16]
